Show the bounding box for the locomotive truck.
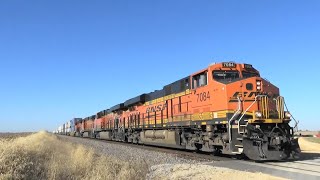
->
[57,62,300,161]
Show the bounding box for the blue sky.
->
[0,0,319,132]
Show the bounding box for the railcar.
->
[63,62,300,161]
[78,116,95,138]
[66,118,80,136]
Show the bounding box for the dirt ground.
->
[146,164,285,180]
[299,137,320,152]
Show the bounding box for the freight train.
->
[55,62,300,161]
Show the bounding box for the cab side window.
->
[192,71,207,89]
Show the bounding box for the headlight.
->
[285,111,291,118]
[255,111,262,118]
[256,81,262,91]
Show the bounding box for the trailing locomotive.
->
[56,62,300,161]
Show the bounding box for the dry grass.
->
[0,131,147,180]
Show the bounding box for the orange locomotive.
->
[73,62,300,161]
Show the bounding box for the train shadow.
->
[299,151,320,161]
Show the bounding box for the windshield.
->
[242,71,259,78]
[212,70,240,82]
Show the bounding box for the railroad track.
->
[58,135,320,179]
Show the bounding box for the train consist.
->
[55,62,300,161]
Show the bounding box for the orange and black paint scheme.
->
[69,62,300,161]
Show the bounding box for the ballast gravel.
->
[57,135,202,167]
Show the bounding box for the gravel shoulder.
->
[299,137,320,153]
[57,135,200,166]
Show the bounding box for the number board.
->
[244,64,253,69]
[222,62,236,68]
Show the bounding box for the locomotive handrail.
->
[237,95,268,134]
[228,96,242,148]
[283,98,299,132]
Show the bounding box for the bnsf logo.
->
[229,92,279,102]
[146,103,167,113]
[232,92,258,98]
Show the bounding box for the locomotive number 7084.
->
[197,91,210,102]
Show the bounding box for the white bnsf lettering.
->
[146,103,167,113]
